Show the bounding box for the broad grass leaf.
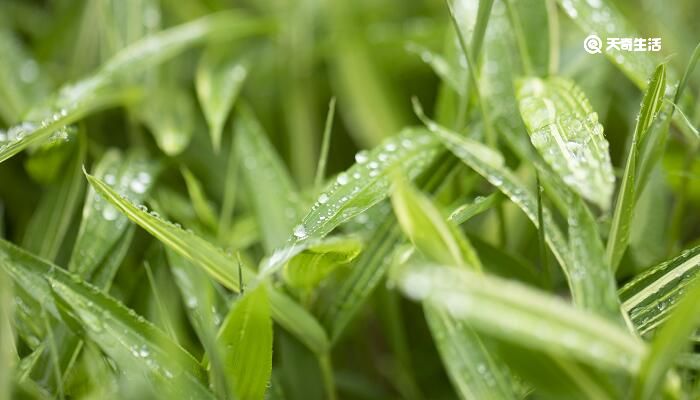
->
[86,172,330,354]
[517,76,615,209]
[22,133,86,262]
[425,118,620,319]
[196,48,247,152]
[218,286,273,400]
[236,106,302,252]
[395,264,646,374]
[0,240,213,399]
[448,193,500,225]
[620,245,700,336]
[292,128,441,244]
[606,64,666,271]
[555,0,660,89]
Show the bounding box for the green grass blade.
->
[422,114,620,319]
[217,286,273,400]
[391,174,480,269]
[0,265,15,400]
[138,85,196,156]
[517,77,615,209]
[69,150,158,282]
[86,171,330,354]
[395,264,646,374]
[555,0,660,89]
[0,239,213,398]
[567,195,621,322]
[292,128,441,243]
[424,305,519,400]
[0,88,136,165]
[86,171,241,290]
[448,193,499,225]
[236,106,302,252]
[606,64,666,271]
[620,245,700,336]
[180,167,218,231]
[196,48,247,152]
[22,133,86,262]
[633,278,700,399]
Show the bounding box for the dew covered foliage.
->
[1,0,700,399]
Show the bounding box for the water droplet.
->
[336,173,349,185]
[318,193,329,204]
[355,150,369,164]
[130,180,147,194]
[293,224,307,239]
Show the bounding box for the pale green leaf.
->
[283,236,362,291]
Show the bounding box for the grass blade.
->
[395,264,646,373]
[620,245,700,336]
[217,286,273,400]
[606,64,666,271]
[196,48,248,152]
[292,128,441,243]
[283,236,362,293]
[633,277,700,399]
[0,239,213,398]
[517,76,615,209]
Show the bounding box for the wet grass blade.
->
[0,265,15,400]
[620,245,700,336]
[86,171,330,354]
[217,286,273,400]
[606,64,666,271]
[196,48,248,152]
[283,236,362,293]
[292,128,441,243]
[633,276,700,400]
[517,76,615,209]
[0,239,213,398]
[395,264,646,374]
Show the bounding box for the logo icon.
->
[583,34,603,54]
